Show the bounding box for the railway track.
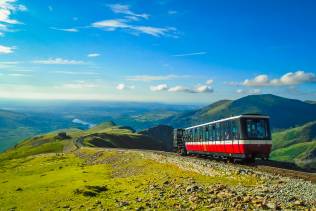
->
[192,154,316,183]
[72,138,316,183]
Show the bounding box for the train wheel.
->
[180,148,187,156]
[228,157,235,163]
[244,157,255,163]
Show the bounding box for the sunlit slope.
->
[0,122,165,162]
[271,121,316,169]
[165,94,316,130]
[0,109,83,152]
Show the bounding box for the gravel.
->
[138,150,316,208]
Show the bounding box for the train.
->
[173,114,272,161]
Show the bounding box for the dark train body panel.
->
[174,115,272,160]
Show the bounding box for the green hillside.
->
[81,123,164,150]
[165,94,316,130]
[271,121,316,169]
[0,109,86,152]
[305,100,316,104]
[0,121,165,162]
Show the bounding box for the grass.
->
[272,121,316,150]
[0,148,262,210]
[0,128,82,162]
[270,141,316,169]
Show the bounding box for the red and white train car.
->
[173,114,272,161]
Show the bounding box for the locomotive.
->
[173,114,272,161]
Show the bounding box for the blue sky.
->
[0,0,315,104]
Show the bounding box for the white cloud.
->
[91,4,176,38]
[130,26,171,37]
[50,27,79,32]
[150,84,168,91]
[87,53,100,57]
[243,71,316,87]
[92,19,174,37]
[32,58,85,65]
[168,85,213,94]
[243,74,270,86]
[194,85,214,93]
[0,45,14,54]
[108,4,149,19]
[61,81,98,89]
[172,52,207,57]
[92,19,128,30]
[0,0,27,35]
[206,79,213,85]
[116,83,135,91]
[272,71,316,85]
[236,89,261,94]
[126,74,189,82]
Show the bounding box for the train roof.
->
[185,114,269,130]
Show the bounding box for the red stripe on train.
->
[185,143,271,155]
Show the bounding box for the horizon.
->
[0,94,314,110]
[1,0,316,103]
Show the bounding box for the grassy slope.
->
[272,121,316,150]
[0,122,163,163]
[271,121,316,169]
[80,122,164,150]
[0,128,82,162]
[0,109,86,152]
[0,148,261,210]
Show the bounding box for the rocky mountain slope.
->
[164,94,316,130]
[0,146,315,210]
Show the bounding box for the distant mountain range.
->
[0,109,85,152]
[0,102,190,152]
[164,94,316,130]
[1,94,316,170]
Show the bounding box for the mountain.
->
[139,125,174,151]
[0,109,89,152]
[0,121,168,162]
[305,100,316,104]
[270,121,316,169]
[164,94,316,130]
[0,101,196,152]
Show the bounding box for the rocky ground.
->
[1,147,316,210]
[80,148,316,210]
[143,150,316,209]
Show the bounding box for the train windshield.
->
[245,118,270,139]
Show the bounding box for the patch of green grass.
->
[272,121,316,150]
[0,149,262,210]
[270,141,316,169]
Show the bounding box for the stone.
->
[186,185,199,193]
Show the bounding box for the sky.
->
[0,0,316,104]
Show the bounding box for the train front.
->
[240,115,272,160]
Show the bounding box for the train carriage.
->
[173,114,272,161]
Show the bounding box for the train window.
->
[205,126,209,141]
[245,118,269,139]
[216,123,220,141]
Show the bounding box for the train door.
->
[227,120,234,155]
